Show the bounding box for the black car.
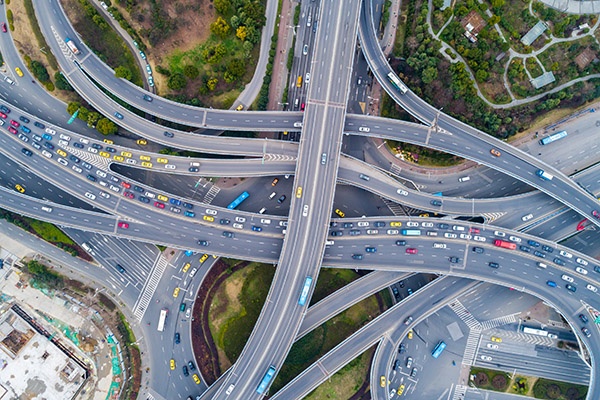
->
[329,222,338,228]
[438,223,450,229]
[404,316,413,325]
[139,196,150,203]
[174,332,181,344]
[182,366,189,376]
[219,219,230,225]
[398,343,406,353]
[542,245,554,253]
[116,264,126,273]
[183,202,194,209]
[106,147,116,153]
[143,94,153,102]
[565,284,576,292]
[398,280,405,288]
[396,240,406,246]
[472,247,484,254]
[189,167,199,172]
[374,221,386,228]
[69,155,80,163]
[349,229,361,236]
[223,231,234,238]
[489,262,500,268]
[91,143,103,149]
[342,222,353,229]
[449,256,460,263]
[34,121,45,129]
[19,116,30,123]
[430,199,442,206]
[579,314,589,324]
[73,142,84,149]
[86,174,97,182]
[198,240,208,246]
[533,251,546,258]
[44,142,54,150]
[351,254,363,260]
[553,257,565,266]
[0,105,10,113]
[582,327,591,337]
[164,131,174,138]
[330,231,343,236]
[519,245,531,253]
[133,185,144,193]
[595,265,600,273]
[393,359,400,370]
[81,162,93,170]
[188,361,196,371]
[21,148,32,156]
[277,195,286,203]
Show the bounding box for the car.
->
[527,240,540,247]
[398,343,406,353]
[320,153,327,164]
[10,119,20,128]
[404,316,413,325]
[268,191,277,200]
[271,178,279,186]
[546,280,557,287]
[154,201,165,209]
[21,148,33,157]
[587,284,598,292]
[179,303,186,312]
[188,361,196,371]
[407,330,413,339]
[15,67,23,77]
[576,257,589,266]
[489,262,500,268]
[117,222,129,229]
[277,195,286,203]
[593,210,600,219]
[183,202,193,210]
[182,365,189,376]
[352,254,363,260]
[490,148,501,157]
[579,314,589,324]
[459,234,472,240]
[252,225,262,232]
[397,384,405,395]
[184,211,195,218]
[199,254,209,263]
[226,384,235,395]
[32,142,41,150]
[380,376,386,387]
[387,229,399,235]
[114,112,124,120]
[182,262,191,273]
[533,251,545,258]
[411,367,418,378]
[359,173,370,181]
[582,327,591,338]
[189,167,199,172]
[397,189,408,196]
[390,221,402,227]
[123,191,134,199]
[565,284,577,292]
[487,343,499,349]
[542,245,554,253]
[561,274,574,283]
[303,44,309,55]
[509,236,521,243]
[170,359,176,370]
[335,208,345,218]
[395,240,406,246]
[300,102,305,111]
[163,131,174,138]
[172,287,180,298]
[430,199,442,206]
[73,142,84,149]
[491,336,502,342]
[14,184,25,193]
[331,231,343,236]
[365,247,376,253]
[192,374,200,384]
[559,250,572,258]
[349,229,361,236]
[473,235,486,242]
[189,267,198,278]
[143,94,153,102]
[449,256,460,263]
[444,232,457,238]
[553,257,565,266]
[44,142,54,150]
[575,266,588,275]
[223,231,234,238]
[219,219,230,225]
[521,213,533,222]
[406,357,413,368]
[1,23,6,33]
[472,247,484,254]
[481,355,492,361]
[366,229,378,235]
[519,246,530,253]
[406,222,419,227]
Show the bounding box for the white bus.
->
[157,309,168,332]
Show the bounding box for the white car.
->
[444,233,457,239]
[521,213,533,222]
[486,343,498,349]
[206,209,218,215]
[99,181,108,187]
[72,165,82,173]
[45,128,56,135]
[88,147,98,153]
[459,234,472,240]
[302,204,309,217]
[358,126,371,132]
[59,140,69,146]
[99,191,110,199]
[509,236,521,243]
[561,274,574,283]
[165,164,176,169]
[145,191,156,199]
[109,184,120,193]
[421,222,434,228]
[79,137,90,144]
[236,216,247,223]
[575,267,588,275]
[433,243,446,249]
[189,268,198,278]
[397,189,408,196]
[576,257,588,266]
[473,236,486,242]
[559,250,572,258]
[305,72,310,84]
[387,229,399,235]
[59,133,71,141]
[406,222,419,227]
[480,355,492,361]
[84,192,96,200]
[226,384,235,395]
[586,284,598,292]
[232,223,243,229]
[185,308,191,318]
[494,230,506,237]
[357,221,370,227]
[366,229,379,235]
[96,170,107,178]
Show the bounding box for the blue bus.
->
[256,365,276,394]
[431,341,447,359]
[401,229,422,236]
[227,191,250,209]
[298,276,313,306]
[539,130,567,145]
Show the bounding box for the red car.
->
[8,126,17,134]
[123,191,134,199]
[593,210,600,219]
[0,112,6,119]
[117,222,129,229]
[121,181,131,189]
[406,248,418,254]
[154,201,165,209]
[10,120,20,128]
[1,23,6,33]
[300,102,305,111]
[469,227,480,234]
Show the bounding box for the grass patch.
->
[272,294,382,392]
[310,269,361,305]
[304,348,374,399]
[532,376,588,399]
[27,218,75,245]
[470,366,511,391]
[23,0,58,71]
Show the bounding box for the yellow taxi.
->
[141,161,153,168]
[335,208,345,218]
[390,221,402,227]
[192,374,201,384]
[199,254,209,264]
[170,359,176,370]
[99,151,110,158]
[203,215,214,222]
[419,213,430,218]
[490,148,501,157]
[236,104,244,111]
[182,262,191,273]
[172,287,180,298]
[157,194,169,202]
[408,329,413,339]
[103,139,114,144]
[296,187,303,198]
[136,139,147,145]
[57,149,68,157]
[121,151,132,158]
[15,67,23,77]
[398,384,405,395]
[491,336,502,343]
[380,376,386,387]
[140,155,151,161]
[113,155,125,162]
[15,184,25,193]
[157,157,168,164]
[212,254,218,258]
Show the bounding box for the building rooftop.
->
[521,21,548,46]
[531,71,556,89]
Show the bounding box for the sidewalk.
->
[267,0,295,112]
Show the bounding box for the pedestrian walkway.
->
[132,254,169,320]
[267,0,295,111]
[203,184,221,205]
[480,313,519,331]
[449,300,482,331]
[452,384,468,400]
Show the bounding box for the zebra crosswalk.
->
[462,329,482,366]
[451,384,468,400]
[480,313,519,331]
[449,300,482,331]
[133,255,170,320]
[203,184,221,204]
[382,198,407,216]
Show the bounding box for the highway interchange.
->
[0,0,598,399]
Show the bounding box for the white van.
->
[260,219,271,224]
[433,243,446,248]
[190,162,200,167]
[452,225,465,231]
[259,207,267,214]
[537,262,547,269]
[458,176,470,182]
[41,206,53,212]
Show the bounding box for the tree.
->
[96,118,118,135]
[115,66,132,81]
[183,65,199,79]
[167,73,187,90]
[243,1,266,27]
[31,60,50,82]
[226,59,246,80]
[236,26,248,41]
[54,72,73,91]
[207,77,218,91]
[214,0,231,14]
[421,66,438,84]
[67,102,81,115]
[210,16,230,38]
[87,111,101,128]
